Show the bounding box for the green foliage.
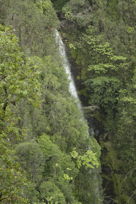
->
[15,142,44,182]
[1,0,59,56]
[62,0,91,27]
[0,143,29,203]
[71,149,99,169]
[51,0,69,12]
[39,181,66,203]
[0,25,42,110]
[38,134,78,181]
[0,24,44,203]
[36,0,58,28]
[65,25,129,113]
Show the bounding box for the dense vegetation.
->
[0,0,102,204]
[55,0,136,203]
[0,0,136,204]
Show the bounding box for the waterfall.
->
[55,30,82,110]
[55,30,95,134]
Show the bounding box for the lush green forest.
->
[0,0,136,204]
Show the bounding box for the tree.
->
[15,142,44,183]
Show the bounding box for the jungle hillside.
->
[0,0,136,204]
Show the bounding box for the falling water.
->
[55,30,82,110]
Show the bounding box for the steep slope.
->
[0,0,102,203]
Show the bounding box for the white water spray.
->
[55,30,82,110]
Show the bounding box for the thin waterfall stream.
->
[55,30,95,135]
[55,30,82,110]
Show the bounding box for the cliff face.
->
[0,1,102,204]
